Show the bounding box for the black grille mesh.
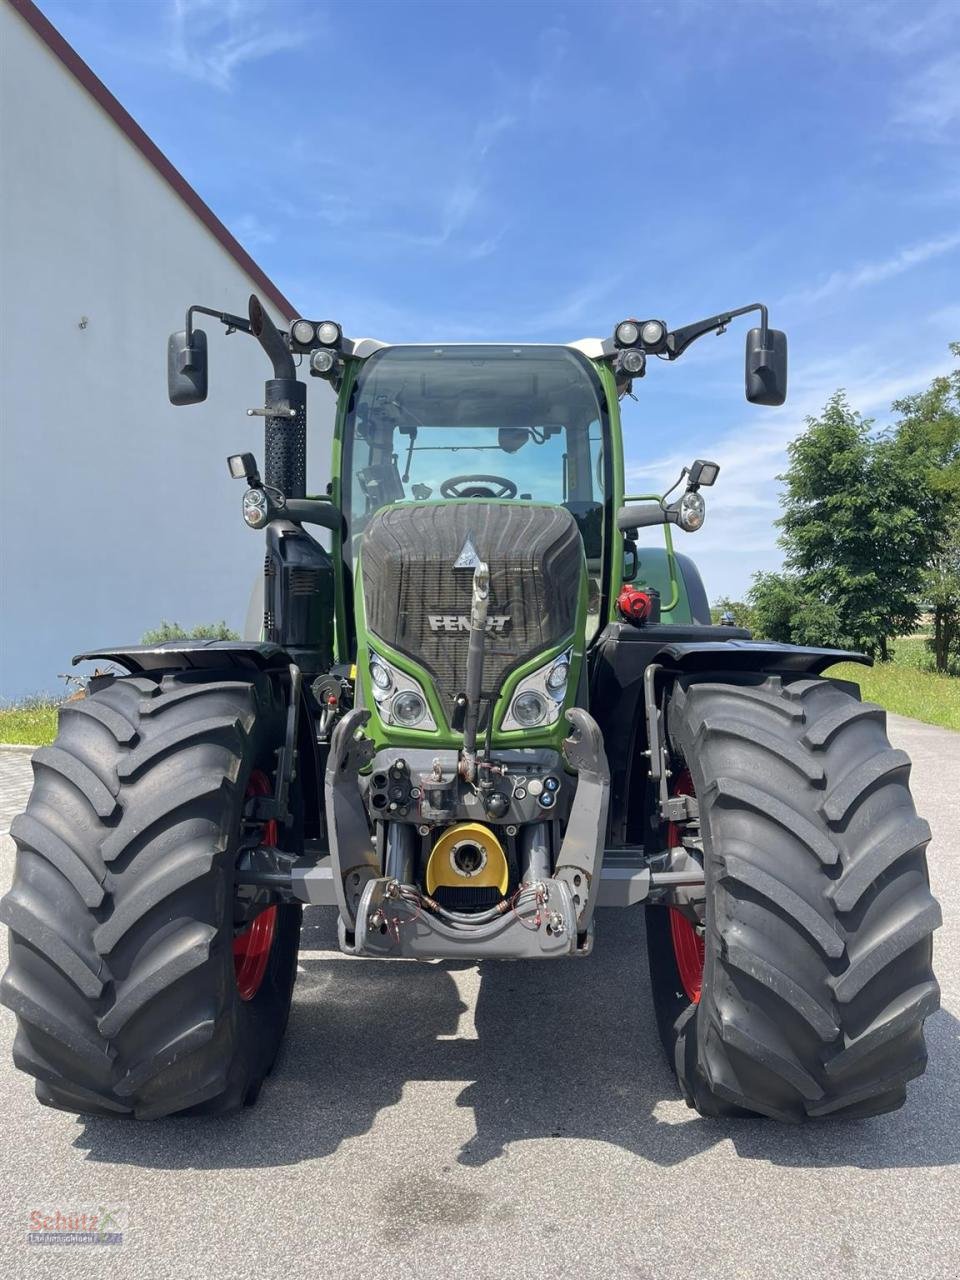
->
[361,503,583,724]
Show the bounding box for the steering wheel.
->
[440,474,518,499]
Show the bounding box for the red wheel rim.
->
[233,769,278,1001]
[669,908,705,1004]
[667,769,704,1004]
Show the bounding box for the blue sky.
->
[36,0,960,598]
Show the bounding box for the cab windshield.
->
[343,344,609,580]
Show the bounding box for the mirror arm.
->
[666,302,769,360]
[185,304,253,343]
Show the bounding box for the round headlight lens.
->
[316,320,341,346]
[310,348,336,375]
[640,319,666,347]
[546,658,569,693]
[620,348,646,375]
[392,690,427,726]
[615,319,640,347]
[370,659,393,692]
[242,488,268,527]
[512,691,548,726]
[291,319,316,346]
[678,490,706,531]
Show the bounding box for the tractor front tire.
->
[1,670,301,1119]
[648,674,941,1122]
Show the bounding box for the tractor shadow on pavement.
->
[72,906,960,1173]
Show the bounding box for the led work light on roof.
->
[640,319,667,350]
[290,319,316,346]
[619,348,646,377]
[614,319,641,348]
[316,321,342,347]
[310,348,337,376]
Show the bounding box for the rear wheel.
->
[0,670,302,1118]
[647,674,941,1121]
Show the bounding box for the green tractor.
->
[2,299,940,1122]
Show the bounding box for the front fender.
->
[73,639,292,675]
[74,640,324,841]
[652,639,870,676]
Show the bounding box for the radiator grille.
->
[361,503,583,724]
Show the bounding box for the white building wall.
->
[0,4,334,700]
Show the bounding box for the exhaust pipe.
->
[460,561,489,783]
[249,294,295,379]
[248,293,306,499]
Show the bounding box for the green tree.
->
[709,597,756,629]
[748,571,843,646]
[886,345,960,672]
[141,620,239,644]
[923,534,960,674]
[774,392,939,658]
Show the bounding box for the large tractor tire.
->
[646,674,941,1121]
[0,670,301,1119]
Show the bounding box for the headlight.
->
[501,647,573,731]
[242,488,269,527]
[619,348,646,376]
[678,490,706,531]
[615,319,640,347]
[392,691,427,726]
[512,691,548,726]
[291,319,316,346]
[310,348,336,376]
[316,320,341,346]
[546,656,570,692]
[368,650,436,730]
[370,657,393,692]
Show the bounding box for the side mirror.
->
[167,328,208,405]
[745,326,787,406]
[623,539,639,582]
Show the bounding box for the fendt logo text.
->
[427,615,510,633]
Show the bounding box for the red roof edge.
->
[7,0,299,320]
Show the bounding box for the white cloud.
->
[229,212,275,248]
[780,230,960,308]
[623,352,957,599]
[893,53,960,139]
[166,0,306,91]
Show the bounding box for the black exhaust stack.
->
[247,295,333,677]
[249,294,306,499]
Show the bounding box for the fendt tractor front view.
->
[2,298,940,1123]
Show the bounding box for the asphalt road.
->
[0,711,957,1280]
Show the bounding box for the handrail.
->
[623,493,682,613]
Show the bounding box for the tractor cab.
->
[340,342,612,647]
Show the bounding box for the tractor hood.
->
[358,500,586,736]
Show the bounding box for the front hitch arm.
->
[553,707,611,937]
[323,707,378,929]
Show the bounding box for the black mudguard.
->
[588,623,871,846]
[74,639,292,675]
[74,641,324,842]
